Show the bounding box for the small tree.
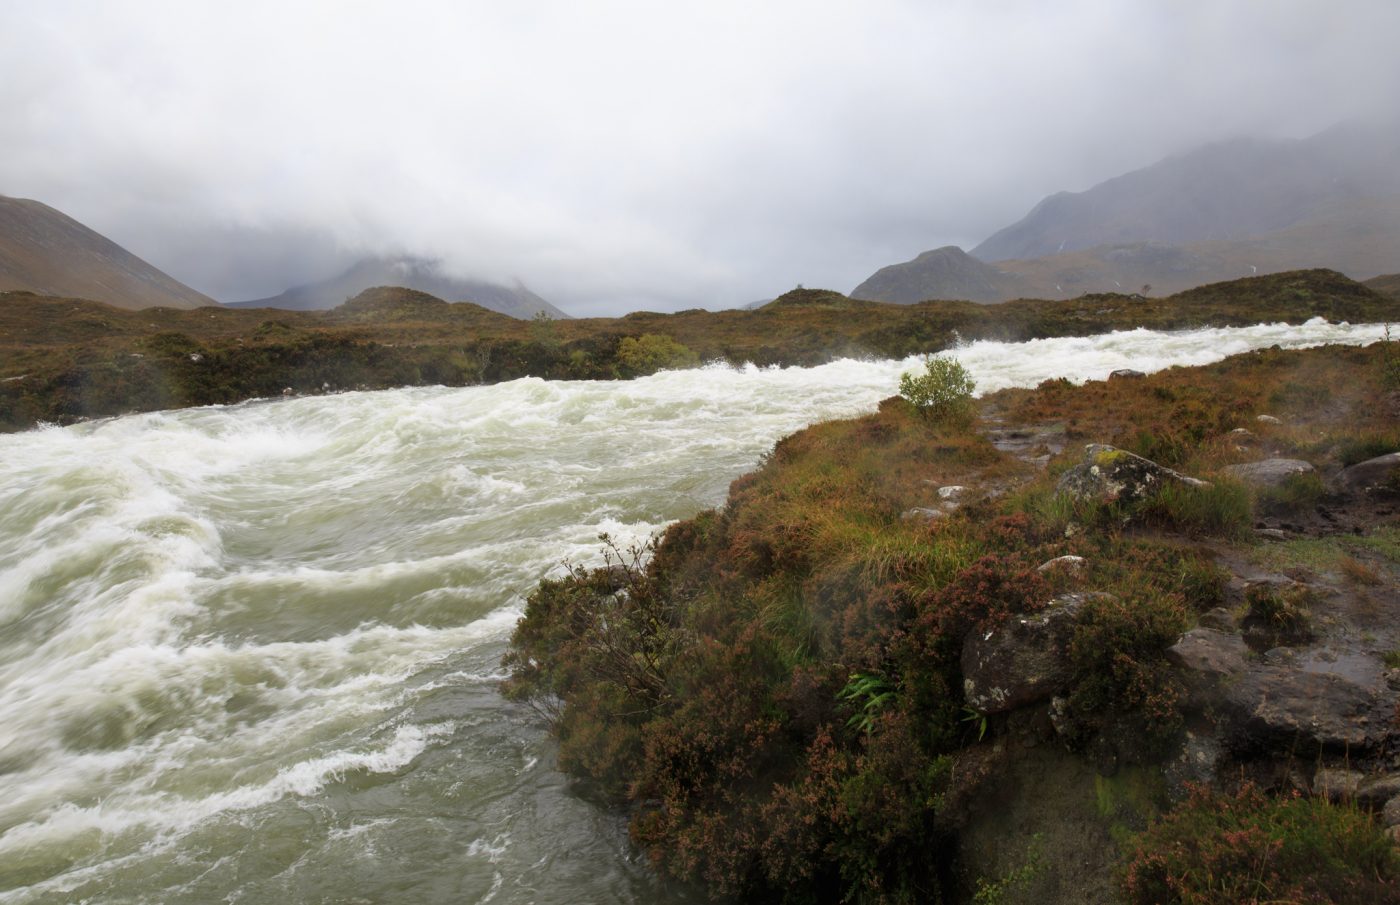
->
[899,354,975,423]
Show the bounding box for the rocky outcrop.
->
[1168,627,1398,754]
[1221,458,1315,488]
[1056,444,1209,505]
[962,593,1108,713]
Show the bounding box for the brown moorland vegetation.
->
[504,339,1400,903]
[3,268,1397,432]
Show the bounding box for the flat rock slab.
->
[1221,458,1315,488]
[1224,667,1393,751]
[1169,630,1397,752]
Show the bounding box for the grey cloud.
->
[2,0,1398,316]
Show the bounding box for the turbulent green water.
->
[0,320,1385,903]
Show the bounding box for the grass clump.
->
[1254,470,1326,517]
[1121,784,1400,904]
[1243,582,1315,647]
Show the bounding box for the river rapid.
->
[0,319,1386,904]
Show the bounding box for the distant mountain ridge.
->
[0,195,216,310]
[971,122,1400,262]
[854,122,1400,304]
[232,256,569,319]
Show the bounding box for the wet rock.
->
[1036,554,1085,574]
[1056,444,1209,506]
[1108,368,1145,380]
[1361,774,1400,809]
[1167,628,1249,708]
[962,593,1107,713]
[1313,767,1364,801]
[900,507,945,522]
[1223,667,1393,752]
[1221,458,1315,488]
[1339,452,1400,494]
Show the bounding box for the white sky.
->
[2,0,1397,314]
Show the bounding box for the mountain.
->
[232,256,569,319]
[971,121,1400,262]
[0,195,216,310]
[852,122,1400,304]
[851,246,1027,303]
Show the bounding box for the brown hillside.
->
[0,195,216,310]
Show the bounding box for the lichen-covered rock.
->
[962,593,1108,713]
[1221,458,1315,488]
[1056,444,1209,505]
[900,507,945,522]
[1339,451,1400,494]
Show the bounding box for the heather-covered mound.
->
[505,340,1400,903]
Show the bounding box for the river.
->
[0,319,1384,903]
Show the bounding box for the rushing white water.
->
[0,319,1385,903]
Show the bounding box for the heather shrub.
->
[1122,784,1400,904]
[1061,590,1188,758]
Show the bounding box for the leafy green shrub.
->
[1122,784,1400,904]
[615,333,699,375]
[899,355,976,424]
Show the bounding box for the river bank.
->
[505,338,1400,903]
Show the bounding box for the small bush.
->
[616,333,699,375]
[1122,784,1400,904]
[899,355,976,424]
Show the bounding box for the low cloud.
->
[3,0,1398,314]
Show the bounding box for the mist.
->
[2,0,1398,315]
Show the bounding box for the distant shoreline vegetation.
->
[2,269,1397,432]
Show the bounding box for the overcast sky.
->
[2,1,1398,314]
